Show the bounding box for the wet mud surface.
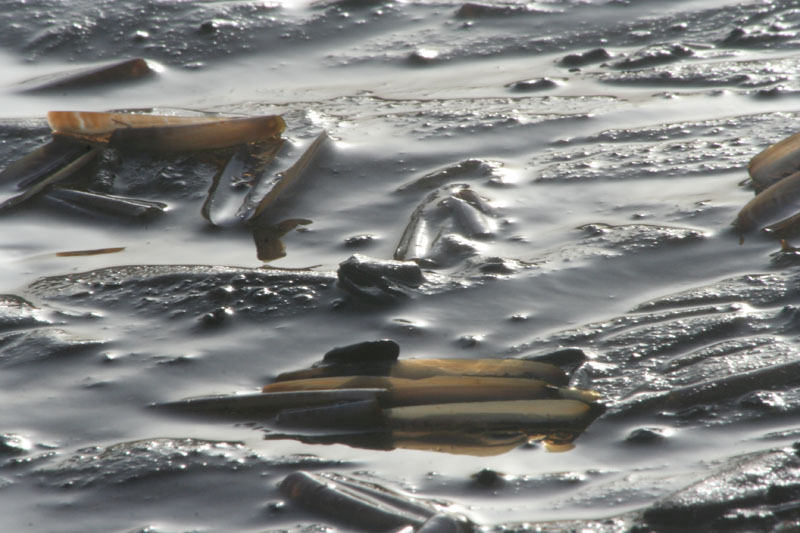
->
[3,0,800,531]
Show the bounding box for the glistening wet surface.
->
[3,0,800,531]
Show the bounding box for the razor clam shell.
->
[152,389,384,419]
[17,58,154,93]
[734,169,800,232]
[395,188,452,261]
[109,115,285,153]
[0,137,95,192]
[48,111,229,137]
[443,194,494,238]
[764,211,800,237]
[202,145,254,227]
[202,140,284,227]
[280,471,431,531]
[48,111,286,152]
[247,130,329,222]
[391,358,567,384]
[273,357,567,385]
[0,147,99,212]
[386,399,591,432]
[45,188,167,218]
[749,131,800,191]
[264,375,554,407]
[275,398,384,430]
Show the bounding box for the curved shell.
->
[47,111,285,152]
[749,132,800,191]
[734,169,800,232]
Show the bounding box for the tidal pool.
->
[2,0,800,531]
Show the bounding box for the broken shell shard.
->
[748,132,800,191]
[47,111,286,152]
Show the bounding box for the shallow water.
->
[3,0,800,531]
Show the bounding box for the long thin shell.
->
[734,169,800,232]
[249,130,329,222]
[386,399,591,431]
[47,111,286,152]
[153,389,383,418]
[201,140,284,227]
[46,188,167,218]
[749,132,800,190]
[0,147,99,211]
[392,358,566,383]
[395,188,449,261]
[18,58,154,93]
[280,472,429,531]
[0,137,94,191]
[274,357,567,385]
[264,375,552,407]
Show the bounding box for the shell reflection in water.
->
[159,340,603,456]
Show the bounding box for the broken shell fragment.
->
[47,111,286,152]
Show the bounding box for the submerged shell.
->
[18,58,154,93]
[0,147,99,211]
[45,188,167,218]
[47,111,286,152]
[0,137,95,191]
